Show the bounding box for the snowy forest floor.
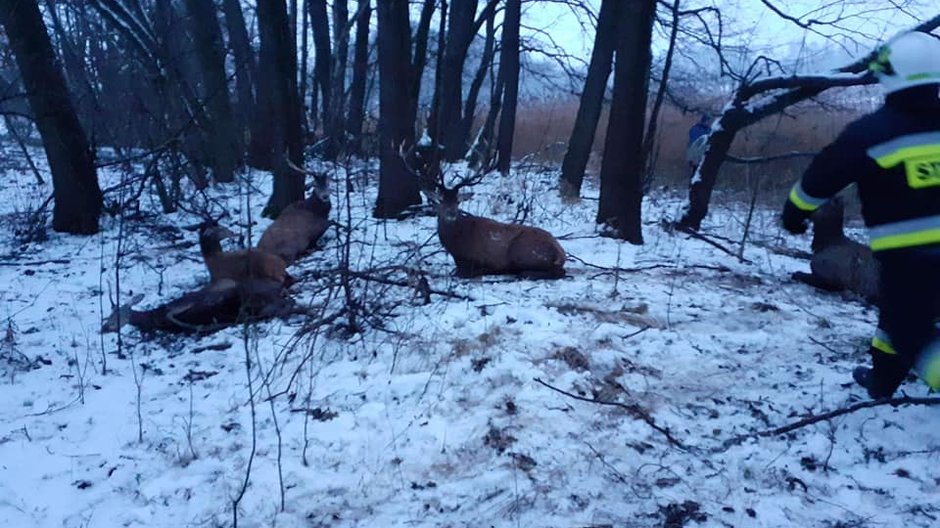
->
[0,145,938,528]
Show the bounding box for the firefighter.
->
[781,31,940,398]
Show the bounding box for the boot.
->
[853,366,897,399]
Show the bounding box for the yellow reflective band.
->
[870,228,940,251]
[788,184,824,212]
[871,335,897,355]
[874,144,940,169]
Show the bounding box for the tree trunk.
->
[308,0,331,131]
[495,0,520,175]
[431,0,479,160]
[323,0,349,159]
[459,7,496,158]
[184,0,241,182]
[299,0,310,131]
[408,0,436,134]
[595,0,655,244]
[469,47,504,169]
[0,0,102,234]
[221,0,255,136]
[254,0,304,216]
[642,0,680,188]
[373,0,421,219]
[346,0,371,155]
[559,0,620,199]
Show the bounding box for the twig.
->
[675,225,752,264]
[722,395,940,449]
[534,377,688,451]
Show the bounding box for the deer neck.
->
[200,236,223,260]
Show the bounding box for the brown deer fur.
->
[200,225,289,285]
[257,182,331,264]
[102,278,292,334]
[792,197,880,303]
[437,189,566,278]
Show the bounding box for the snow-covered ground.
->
[0,145,937,528]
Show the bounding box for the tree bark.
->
[559,0,620,199]
[253,0,304,216]
[408,0,436,134]
[677,15,940,231]
[0,0,102,234]
[323,0,349,159]
[308,0,331,131]
[346,0,371,155]
[596,0,656,244]
[459,7,496,159]
[495,0,521,175]
[222,0,256,143]
[430,0,479,160]
[374,0,421,219]
[184,0,241,182]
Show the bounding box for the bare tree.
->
[373,0,422,218]
[184,0,241,182]
[254,0,305,216]
[346,0,371,155]
[308,0,331,130]
[222,0,256,135]
[495,0,521,175]
[677,14,940,230]
[559,0,620,199]
[0,0,102,234]
[596,0,656,244]
[323,0,349,159]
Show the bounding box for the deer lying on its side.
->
[101,278,292,334]
[792,197,880,304]
[257,166,332,265]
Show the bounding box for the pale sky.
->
[525,0,938,73]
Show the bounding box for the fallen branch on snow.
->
[722,395,940,449]
[534,377,688,451]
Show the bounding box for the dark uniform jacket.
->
[784,85,940,252]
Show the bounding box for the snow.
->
[0,144,938,528]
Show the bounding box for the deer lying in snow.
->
[792,197,880,303]
[199,223,290,285]
[257,166,332,265]
[101,278,292,334]
[408,149,566,278]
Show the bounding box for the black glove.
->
[781,200,809,235]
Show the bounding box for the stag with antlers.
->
[408,145,567,279]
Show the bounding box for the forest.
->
[0,0,939,526]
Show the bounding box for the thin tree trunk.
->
[431,0,479,160]
[323,0,349,159]
[470,48,503,169]
[184,0,241,182]
[495,0,520,175]
[559,0,620,199]
[346,0,371,155]
[408,0,436,134]
[595,0,655,244]
[374,0,421,218]
[308,0,331,131]
[459,5,496,159]
[642,0,680,187]
[299,0,310,131]
[0,0,102,234]
[223,0,256,141]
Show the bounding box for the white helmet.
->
[870,31,940,94]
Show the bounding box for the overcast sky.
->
[525,0,938,72]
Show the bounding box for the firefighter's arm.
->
[781,126,864,234]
